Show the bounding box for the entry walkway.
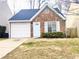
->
[0,39,27,59]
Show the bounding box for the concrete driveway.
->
[0,39,28,59]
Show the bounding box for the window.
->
[48,21,56,32]
[44,21,60,33]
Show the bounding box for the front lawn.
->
[0,38,6,41]
[2,38,79,59]
[23,38,79,54]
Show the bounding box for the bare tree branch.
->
[33,0,35,9]
[30,0,32,9]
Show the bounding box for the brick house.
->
[9,4,66,38]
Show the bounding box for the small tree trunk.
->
[30,0,32,9]
[33,0,35,9]
[38,0,41,9]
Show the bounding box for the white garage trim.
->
[9,22,11,38]
[10,22,31,38]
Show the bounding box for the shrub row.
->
[0,26,6,33]
[0,26,8,38]
[0,33,9,38]
[41,32,66,38]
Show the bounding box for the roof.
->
[10,9,39,20]
[54,8,65,17]
[9,4,65,22]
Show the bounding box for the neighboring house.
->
[66,3,79,37]
[9,4,66,38]
[0,0,12,33]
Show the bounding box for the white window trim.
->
[44,22,48,32]
[44,21,60,32]
[56,21,60,32]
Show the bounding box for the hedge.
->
[0,26,6,33]
[41,32,66,38]
[0,26,8,38]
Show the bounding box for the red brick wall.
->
[31,8,65,37]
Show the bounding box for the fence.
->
[66,28,77,38]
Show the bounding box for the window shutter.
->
[56,21,60,32]
[44,22,48,32]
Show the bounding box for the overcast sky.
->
[7,0,58,14]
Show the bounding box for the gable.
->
[42,7,64,17]
[42,7,51,13]
[33,7,64,22]
[30,5,65,21]
[42,6,64,17]
[36,7,57,18]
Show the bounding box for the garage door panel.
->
[11,23,31,38]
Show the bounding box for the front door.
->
[33,22,40,38]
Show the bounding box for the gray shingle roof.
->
[10,9,39,20]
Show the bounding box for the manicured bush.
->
[0,26,6,34]
[0,26,7,38]
[41,32,66,38]
[2,33,9,38]
[0,33,2,38]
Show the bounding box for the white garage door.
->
[10,23,31,38]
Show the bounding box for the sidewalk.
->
[0,39,27,59]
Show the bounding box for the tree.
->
[38,0,41,9]
[13,0,15,15]
[33,0,35,9]
[29,0,36,9]
[38,0,46,9]
[29,0,32,9]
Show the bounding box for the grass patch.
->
[23,39,79,47]
[0,38,6,41]
[70,46,79,54]
[22,39,79,54]
[3,39,79,59]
